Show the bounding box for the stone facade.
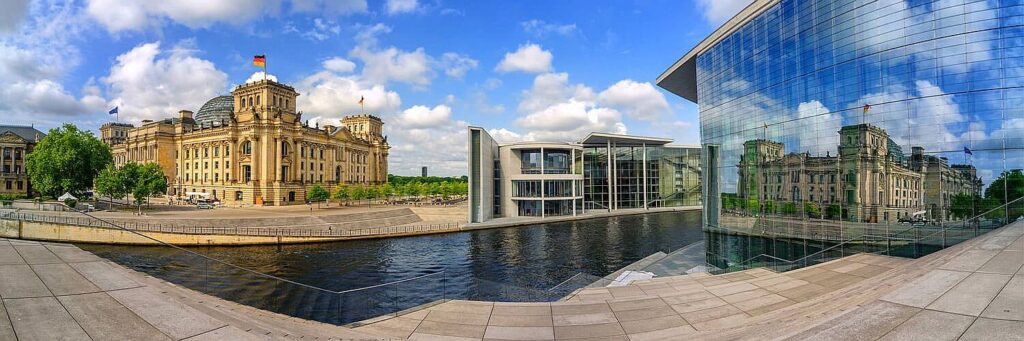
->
[0,125,45,197]
[738,124,980,223]
[101,79,389,206]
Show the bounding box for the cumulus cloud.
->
[323,57,356,73]
[0,2,104,124]
[385,0,419,15]
[85,0,283,33]
[102,41,228,122]
[487,128,523,143]
[397,104,451,129]
[794,100,839,156]
[495,43,553,74]
[296,70,402,118]
[245,71,278,83]
[510,72,631,142]
[520,20,578,38]
[695,0,750,25]
[441,52,478,78]
[386,103,468,176]
[0,0,29,33]
[349,23,434,86]
[598,80,670,121]
[291,0,367,15]
[518,72,594,113]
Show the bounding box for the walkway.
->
[0,238,379,340]
[355,220,1024,340]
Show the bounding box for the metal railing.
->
[1,210,461,238]
[1,205,603,325]
[710,197,1023,274]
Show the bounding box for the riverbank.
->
[0,237,383,340]
[463,205,701,231]
[0,204,700,246]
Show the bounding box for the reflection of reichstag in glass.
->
[659,0,1023,270]
[737,123,982,224]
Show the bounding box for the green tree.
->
[804,202,820,218]
[94,164,128,210]
[25,124,112,198]
[985,169,1024,204]
[826,204,842,220]
[307,184,329,208]
[332,184,350,206]
[781,202,797,215]
[949,193,979,220]
[132,163,167,214]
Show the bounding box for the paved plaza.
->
[356,220,1024,340]
[0,221,1020,340]
[0,238,378,340]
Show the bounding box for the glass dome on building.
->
[194,96,234,126]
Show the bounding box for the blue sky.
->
[0,0,751,176]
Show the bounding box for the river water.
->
[79,210,703,324]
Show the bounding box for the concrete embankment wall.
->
[0,220,451,246]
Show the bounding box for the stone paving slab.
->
[881,269,970,308]
[981,274,1024,321]
[13,245,63,265]
[68,260,142,291]
[107,286,228,340]
[0,245,24,265]
[57,292,172,340]
[877,309,974,341]
[927,272,1012,316]
[32,263,101,296]
[44,244,104,263]
[0,264,52,298]
[3,297,91,341]
[0,299,15,341]
[958,317,1024,341]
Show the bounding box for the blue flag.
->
[108,106,118,115]
[963,146,972,155]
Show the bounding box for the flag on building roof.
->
[964,146,973,155]
[253,55,266,67]
[863,104,871,114]
[358,96,364,105]
[108,106,118,115]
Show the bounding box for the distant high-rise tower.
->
[422,166,428,177]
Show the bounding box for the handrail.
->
[720,196,1022,272]
[547,272,586,292]
[17,205,450,297]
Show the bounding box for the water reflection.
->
[80,211,702,324]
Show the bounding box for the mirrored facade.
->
[660,0,1023,271]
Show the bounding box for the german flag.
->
[253,55,266,68]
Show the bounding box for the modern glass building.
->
[659,0,1023,270]
[468,127,701,223]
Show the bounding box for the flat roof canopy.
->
[656,0,778,103]
[579,132,672,146]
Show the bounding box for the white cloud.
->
[85,0,282,33]
[516,99,625,142]
[0,0,29,33]
[245,71,278,83]
[794,100,839,156]
[520,20,578,38]
[296,70,402,118]
[385,0,419,15]
[495,43,553,74]
[598,80,670,121]
[323,57,356,73]
[0,2,102,124]
[291,0,367,15]
[488,128,523,143]
[102,41,229,122]
[349,23,434,86]
[695,0,751,25]
[518,72,594,113]
[396,104,452,129]
[441,52,478,79]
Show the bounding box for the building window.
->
[214,147,219,157]
[4,181,10,190]
[256,95,260,105]
[243,165,252,182]
[242,141,252,155]
[235,191,243,200]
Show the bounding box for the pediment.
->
[0,131,28,144]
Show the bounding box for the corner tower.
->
[231,79,300,124]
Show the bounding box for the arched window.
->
[256,95,260,106]
[281,142,289,157]
[242,141,252,155]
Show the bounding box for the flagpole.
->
[263,54,267,82]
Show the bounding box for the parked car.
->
[196,202,214,209]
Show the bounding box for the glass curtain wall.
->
[698,0,1023,270]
